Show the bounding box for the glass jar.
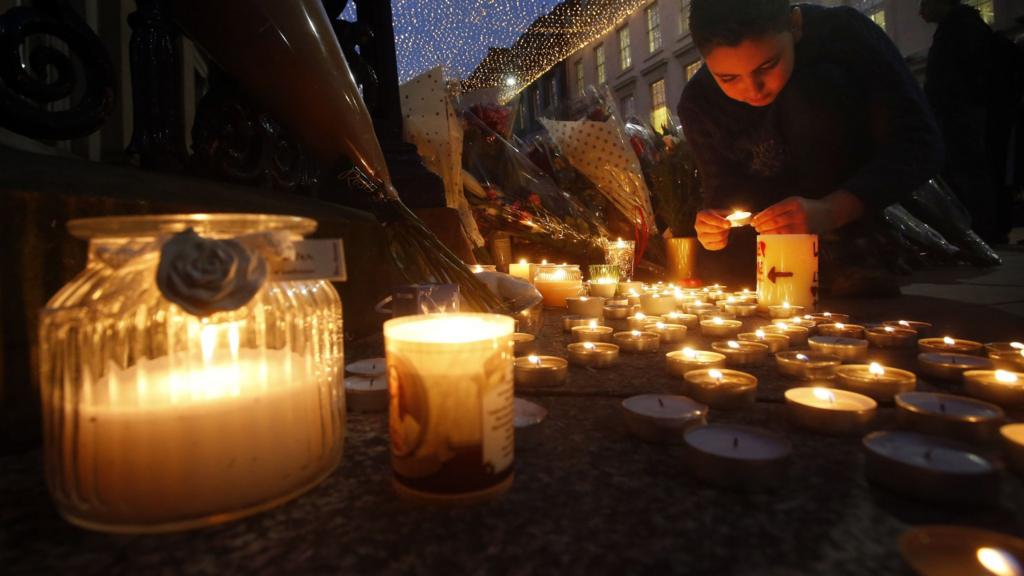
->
[603,239,636,281]
[38,214,345,533]
[532,264,582,308]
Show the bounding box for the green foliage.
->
[649,135,703,238]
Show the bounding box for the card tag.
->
[270,239,347,282]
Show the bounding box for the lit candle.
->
[666,347,727,377]
[919,336,984,356]
[513,332,537,356]
[1003,423,1024,478]
[514,355,569,388]
[895,391,1004,444]
[775,351,841,380]
[345,375,388,413]
[639,292,676,316]
[835,362,916,402]
[613,330,661,353]
[763,322,809,347]
[808,312,850,325]
[682,423,792,490]
[644,321,688,346]
[565,296,606,318]
[721,297,758,317]
[533,264,583,308]
[917,352,994,381]
[738,329,789,353]
[785,387,876,435]
[864,432,999,505]
[628,312,661,331]
[883,319,933,337]
[566,341,620,368]
[756,233,818,310]
[808,336,869,363]
[617,280,644,298]
[986,341,1024,371]
[470,264,496,273]
[865,325,918,349]
[663,311,699,329]
[816,322,865,339]
[562,315,602,333]
[572,320,615,343]
[701,317,743,339]
[626,289,643,307]
[712,340,770,367]
[768,300,804,320]
[621,394,708,444]
[588,278,619,299]
[508,259,532,282]
[514,397,548,449]
[725,210,752,228]
[683,368,758,410]
[602,304,632,320]
[384,313,515,504]
[685,300,714,315]
[962,369,1024,408]
[604,238,636,281]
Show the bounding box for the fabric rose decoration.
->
[156,228,267,316]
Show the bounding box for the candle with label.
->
[566,341,620,368]
[613,330,660,353]
[785,387,877,435]
[739,330,789,353]
[666,347,727,377]
[776,351,841,380]
[514,355,569,388]
[621,394,708,444]
[865,326,918,349]
[919,336,984,356]
[683,368,758,410]
[963,370,1024,407]
[918,352,994,381]
[712,340,770,367]
[756,234,818,310]
[808,336,868,363]
[684,424,792,490]
[895,391,1004,444]
[835,363,916,402]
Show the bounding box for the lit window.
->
[619,26,632,69]
[650,79,668,133]
[679,0,690,35]
[868,8,886,32]
[622,94,636,120]
[686,60,702,81]
[647,3,662,53]
[965,0,995,24]
[575,60,584,98]
[595,44,606,85]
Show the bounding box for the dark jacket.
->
[678,5,943,215]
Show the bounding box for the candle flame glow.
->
[713,317,724,325]
[580,296,588,302]
[783,301,790,309]
[528,355,540,365]
[796,354,809,361]
[728,341,740,349]
[635,312,646,320]
[869,362,885,377]
[996,370,1019,384]
[629,289,639,296]
[899,320,910,327]
[588,320,598,328]
[777,322,789,330]
[1011,342,1024,350]
[943,336,956,346]
[519,259,527,265]
[683,347,697,359]
[813,387,836,404]
[552,268,567,280]
[472,265,483,273]
[709,369,723,381]
[583,342,595,350]
[542,259,548,265]
[201,325,217,364]
[976,547,1022,576]
[835,323,845,329]
[824,312,832,318]
[727,297,736,304]
[885,326,895,333]
[616,238,625,248]
[656,322,666,329]
[631,330,641,337]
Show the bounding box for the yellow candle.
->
[509,259,532,282]
[756,234,819,310]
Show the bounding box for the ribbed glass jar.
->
[38,214,345,533]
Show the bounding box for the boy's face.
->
[703,32,797,108]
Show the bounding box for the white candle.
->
[622,394,707,444]
[346,375,389,413]
[785,387,876,434]
[835,363,916,402]
[963,370,1024,407]
[509,259,532,282]
[756,234,818,310]
[894,391,1004,444]
[683,424,792,490]
[726,210,752,228]
[808,336,868,363]
[665,347,727,377]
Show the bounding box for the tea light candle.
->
[683,368,758,410]
[686,300,714,315]
[514,355,569,388]
[808,336,868,363]
[918,353,994,381]
[986,342,1024,371]
[808,312,850,325]
[628,313,661,331]
[566,341,620,368]
[603,304,631,320]
[666,347,727,377]
[776,351,841,380]
[565,296,606,318]
[572,321,614,343]
[721,298,758,317]
[613,330,660,353]
[514,397,547,449]
[639,293,676,316]
[864,432,999,504]
[712,340,770,367]
[621,394,708,444]
[919,336,984,356]
[1003,423,1024,477]
[701,317,743,339]
[513,332,537,356]
[346,357,386,377]
[768,301,802,319]
[508,259,532,281]
[562,315,602,333]
[785,387,877,435]
[683,424,791,490]
[835,362,916,402]
[644,322,688,346]
[895,391,1004,444]
[903,528,1024,576]
[726,210,752,227]
[865,326,918,349]
[884,319,933,337]
[663,311,699,329]
[816,322,866,339]
[617,281,643,297]
[534,266,582,307]
[588,279,618,298]
[764,322,809,347]
[345,375,389,413]
[739,330,789,353]
[963,370,1024,408]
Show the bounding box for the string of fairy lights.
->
[392,0,651,103]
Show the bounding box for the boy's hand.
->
[752,197,824,234]
[695,210,732,250]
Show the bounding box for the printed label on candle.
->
[482,354,515,474]
[270,239,347,282]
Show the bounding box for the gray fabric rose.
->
[156,228,267,316]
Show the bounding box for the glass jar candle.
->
[603,238,636,280]
[38,214,345,533]
[533,264,583,308]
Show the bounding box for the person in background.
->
[920,0,1024,246]
[679,0,944,294]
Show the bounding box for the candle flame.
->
[580,296,588,302]
[629,289,639,296]
[728,341,740,349]
[542,259,548,265]
[201,324,217,364]
[583,342,596,350]
[588,320,598,328]
[631,330,641,337]
[943,336,956,346]
[996,370,1019,384]
[755,329,766,339]
[885,326,895,333]
[976,547,1022,576]
[473,265,483,273]
[869,362,885,376]
[777,322,789,330]
[813,387,836,404]
[519,258,527,264]
[635,312,646,320]
[527,355,541,366]
[674,289,684,298]
[656,322,666,329]
[835,322,845,329]
[709,369,724,381]
[1010,341,1024,350]
[783,301,790,309]
[713,317,724,325]
[683,347,697,359]
[898,320,910,327]
[742,288,750,293]
[823,312,832,318]
[796,353,809,361]
[552,268,567,280]
[726,297,736,304]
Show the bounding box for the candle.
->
[865,326,918,349]
[739,330,789,353]
[639,292,676,316]
[1003,423,1024,477]
[781,317,817,331]
[895,391,1004,444]
[756,233,819,310]
[666,347,727,377]
[720,298,758,317]
[572,321,615,343]
[383,313,515,504]
[699,310,737,322]
[617,280,644,297]
[346,357,387,377]
[603,304,632,320]
[621,394,708,444]
[514,355,569,388]
[902,527,1024,576]
[816,322,865,339]
[701,317,743,339]
[663,311,699,329]
[683,368,758,410]
[863,432,999,504]
[725,210,752,227]
[470,264,497,273]
[768,301,803,319]
[508,259,532,282]
[345,375,389,413]
[566,296,606,318]
[712,340,770,367]
[613,330,661,353]
[986,342,1024,371]
[683,424,791,490]
[644,322,688,346]
[685,300,714,315]
[763,322,809,347]
[604,238,636,280]
[775,351,841,380]
[514,397,548,449]
[513,333,537,356]
[562,315,602,333]
[919,336,984,356]
[883,319,933,337]
[533,264,582,308]
[835,363,916,402]
[628,313,662,331]
[962,369,1024,408]
[918,352,994,381]
[785,387,877,435]
[808,312,850,325]
[588,279,618,299]
[808,336,868,363]
[566,341,620,368]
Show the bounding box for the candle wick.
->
[924,448,932,461]
[370,376,375,388]
[939,402,946,414]
[733,436,739,449]
[658,397,664,408]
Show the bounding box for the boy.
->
[678,0,943,293]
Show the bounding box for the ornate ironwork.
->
[0,0,114,140]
